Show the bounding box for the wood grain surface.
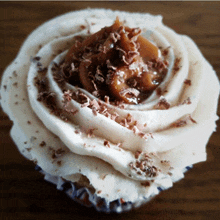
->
[0,2,220,220]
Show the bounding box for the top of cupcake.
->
[1,9,219,203]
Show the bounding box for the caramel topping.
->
[63,18,168,104]
[137,35,159,62]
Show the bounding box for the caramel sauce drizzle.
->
[64,17,168,104]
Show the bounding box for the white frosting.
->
[1,9,219,203]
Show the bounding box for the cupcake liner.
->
[35,165,193,213]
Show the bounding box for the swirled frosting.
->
[1,9,219,203]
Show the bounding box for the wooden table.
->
[1,2,220,220]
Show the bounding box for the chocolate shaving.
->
[119,88,140,97]
[106,59,117,70]
[95,66,105,82]
[39,141,46,147]
[161,160,170,164]
[152,58,169,74]
[172,115,197,128]
[155,97,170,110]
[13,71,17,77]
[63,90,72,102]
[135,150,142,159]
[32,56,41,62]
[104,140,110,148]
[80,25,86,30]
[37,62,42,67]
[57,161,62,166]
[35,75,69,121]
[38,67,48,73]
[87,128,97,137]
[37,91,56,110]
[62,90,79,114]
[51,148,65,159]
[189,115,197,124]
[172,120,187,127]
[184,79,191,86]
[182,97,191,105]
[129,152,159,178]
[75,129,81,134]
[138,132,148,139]
[141,181,150,187]
[173,58,181,74]
[13,82,18,87]
[109,32,120,43]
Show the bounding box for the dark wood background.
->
[0,2,220,220]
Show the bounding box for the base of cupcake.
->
[35,165,192,213]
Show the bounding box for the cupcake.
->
[0,9,219,213]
